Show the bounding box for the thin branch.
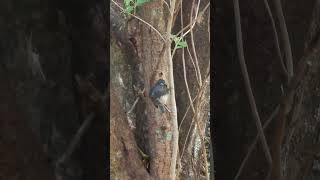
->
[172,0,183,24]
[56,112,95,167]
[273,0,294,79]
[166,0,177,36]
[171,0,208,58]
[178,9,209,170]
[179,94,199,131]
[263,0,288,76]
[233,1,273,179]
[234,105,280,180]
[126,88,145,114]
[179,74,210,171]
[181,4,196,115]
[174,0,201,38]
[161,0,170,11]
[182,0,201,38]
[111,0,166,42]
[199,2,210,17]
[180,114,196,169]
[190,31,202,87]
[190,0,203,87]
[187,45,201,84]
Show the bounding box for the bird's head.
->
[156,79,166,87]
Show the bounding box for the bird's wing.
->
[149,86,155,97]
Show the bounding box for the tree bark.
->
[110,1,210,179]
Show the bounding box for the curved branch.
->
[233,1,273,179]
[273,0,294,79]
[234,106,280,180]
[263,0,288,76]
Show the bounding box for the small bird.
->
[149,79,170,113]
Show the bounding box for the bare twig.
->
[126,88,145,114]
[111,0,166,42]
[233,0,273,179]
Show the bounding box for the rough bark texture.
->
[110,86,152,180]
[281,2,320,179]
[132,3,174,178]
[110,1,211,179]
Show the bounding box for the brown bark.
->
[134,5,173,178]
[110,87,152,180]
[110,1,210,179]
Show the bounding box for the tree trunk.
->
[110,0,211,179]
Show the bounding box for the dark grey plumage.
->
[149,79,169,113]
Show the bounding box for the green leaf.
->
[136,0,149,6]
[123,0,135,14]
[124,0,134,6]
[177,40,187,48]
[170,34,187,49]
[124,6,134,14]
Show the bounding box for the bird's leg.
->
[162,104,171,113]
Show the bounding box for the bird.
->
[149,79,170,113]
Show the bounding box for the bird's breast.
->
[159,94,169,104]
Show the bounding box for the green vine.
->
[123,0,150,14]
